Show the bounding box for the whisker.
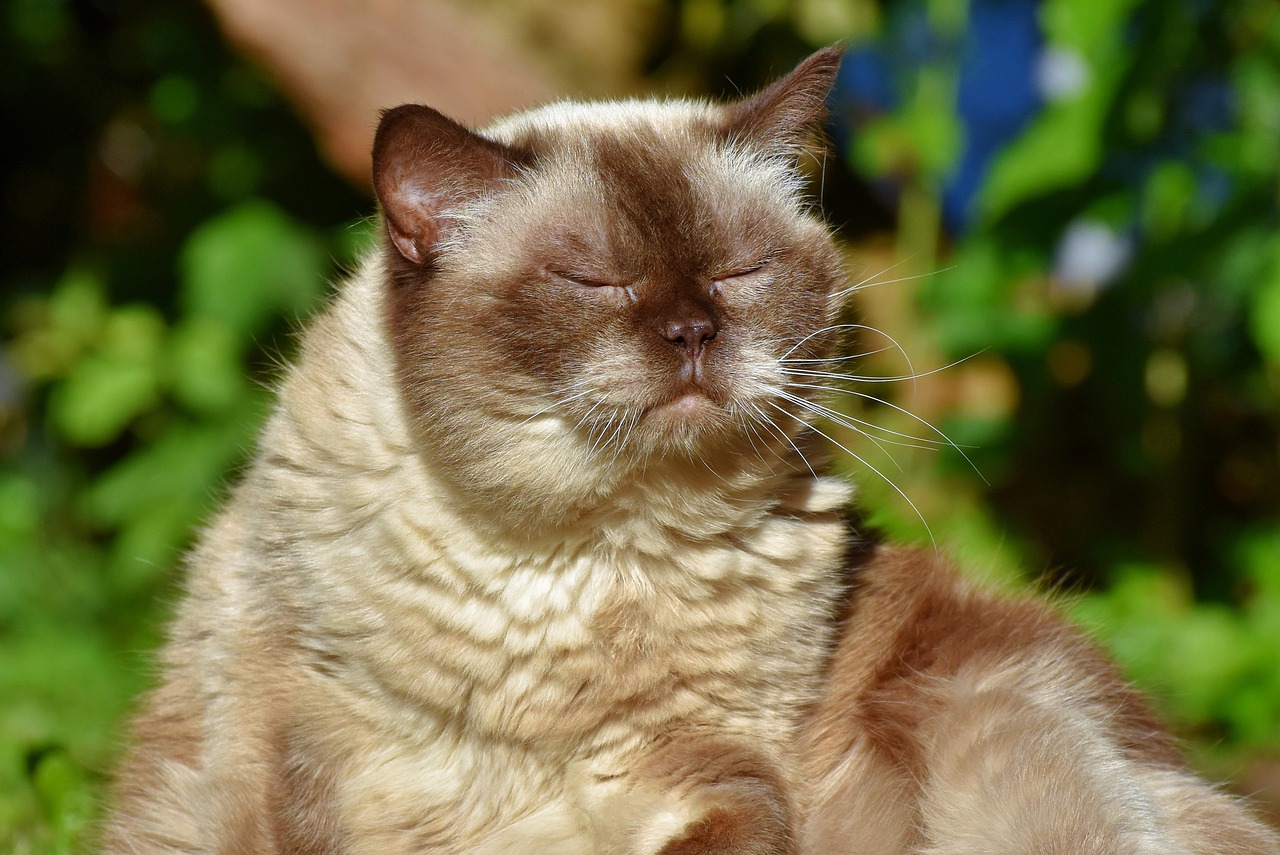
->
[777,393,910,472]
[768,401,935,547]
[607,409,641,468]
[735,409,773,468]
[782,345,895,365]
[586,411,618,459]
[789,383,987,484]
[748,402,818,479]
[785,352,980,385]
[781,325,916,386]
[842,256,915,296]
[777,389,946,453]
[514,387,594,427]
[780,323,866,360]
[602,411,631,458]
[832,265,954,300]
[575,396,609,433]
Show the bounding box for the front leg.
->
[574,734,795,855]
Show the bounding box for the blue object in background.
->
[946,0,1041,231]
[829,0,1043,234]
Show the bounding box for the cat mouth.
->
[659,390,714,418]
[642,385,727,430]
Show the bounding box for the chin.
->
[641,397,742,457]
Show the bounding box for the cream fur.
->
[103,50,1279,855]
[103,256,851,853]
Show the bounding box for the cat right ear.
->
[720,46,843,157]
[372,105,525,265]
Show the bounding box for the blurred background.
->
[3,0,1280,850]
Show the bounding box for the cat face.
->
[375,49,844,507]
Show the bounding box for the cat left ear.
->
[373,105,527,265]
[720,45,843,156]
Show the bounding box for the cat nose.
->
[663,316,717,361]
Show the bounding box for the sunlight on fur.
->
[103,47,1278,855]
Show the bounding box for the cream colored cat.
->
[105,49,852,855]
[104,47,1278,855]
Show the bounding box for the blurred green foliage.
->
[1,2,368,849]
[3,0,1280,850]
[928,0,1280,763]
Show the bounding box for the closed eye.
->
[713,261,768,282]
[549,270,617,289]
[545,268,635,302]
[709,261,770,297]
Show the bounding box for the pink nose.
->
[663,317,716,361]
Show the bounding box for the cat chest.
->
[353,514,844,746]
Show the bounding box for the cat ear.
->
[372,105,526,265]
[720,45,843,155]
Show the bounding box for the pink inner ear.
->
[383,176,447,265]
[372,104,526,266]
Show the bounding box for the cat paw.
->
[657,801,794,855]
[577,735,797,855]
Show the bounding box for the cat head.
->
[373,48,845,530]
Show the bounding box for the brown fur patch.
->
[640,734,795,855]
[268,724,346,855]
[720,46,842,152]
[798,545,1279,854]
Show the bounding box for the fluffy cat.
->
[103,46,1278,855]
[105,48,852,855]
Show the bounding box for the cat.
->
[102,46,1278,855]
[104,48,853,855]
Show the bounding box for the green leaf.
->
[0,475,39,545]
[1140,162,1198,241]
[179,200,328,338]
[46,305,167,447]
[166,319,249,414]
[32,750,92,837]
[980,0,1141,220]
[1040,0,1142,51]
[900,67,963,181]
[979,84,1108,221]
[81,421,257,531]
[1247,237,1280,362]
[920,238,1055,355]
[10,266,108,382]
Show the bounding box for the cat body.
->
[105,50,853,855]
[105,267,850,855]
[104,47,1279,855]
[798,545,1280,854]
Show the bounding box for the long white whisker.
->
[749,402,817,479]
[777,390,947,453]
[777,392,912,469]
[781,323,865,360]
[789,383,986,483]
[832,265,954,300]
[515,387,594,426]
[783,345,895,365]
[586,412,617,459]
[607,409,641,467]
[736,409,774,468]
[575,396,608,432]
[785,352,981,385]
[769,401,935,547]
[838,257,914,299]
[781,325,916,386]
[597,413,621,463]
